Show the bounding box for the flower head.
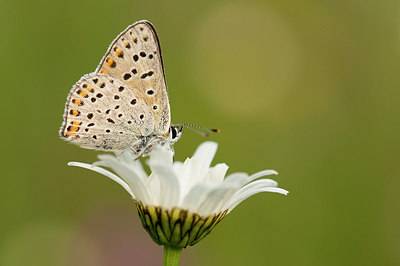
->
[69,141,288,247]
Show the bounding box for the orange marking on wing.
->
[69,126,79,132]
[132,36,137,42]
[64,132,78,138]
[85,87,94,93]
[71,121,82,126]
[80,91,88,97]
[124,42,130,48]
[101,69,108,74]
[116,49,123,57]
[71,110,79,116]
[73,99,83,106]
[106,58,115,67]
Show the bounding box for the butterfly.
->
[59,20,183,158]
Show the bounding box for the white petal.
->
[97,155,150,203]
[68,162,134,198]
[223,172,250,186]
[247,178,278,187]
[192,141,218,172]
[172,161,184,174]
[175,157,197,193]
[98,154,147,183]
[148,148,180,208]
[118,151,148,180]
[224,172,278,187]
[181,183,211,212]
[206,163,229,184]
[178,142,219,191]
[227,187,288,212]
[148,147,174,165]
[146,173,162,206]
[225,180,289,211]
[196,183,239,216]
[116,150,136,163]
[248,170,278,182]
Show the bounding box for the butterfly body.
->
[128,127,182,158]
[60,20,181,157]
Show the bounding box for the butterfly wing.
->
[59,73,155,152]
[95,20,170,136]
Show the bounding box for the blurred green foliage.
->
[0,0,399,265]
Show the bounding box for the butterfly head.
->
[169,125,183,143]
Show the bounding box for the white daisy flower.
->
[68,141,288,249]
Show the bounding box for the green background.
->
[1,0,399,265]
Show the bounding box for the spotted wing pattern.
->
[59,73,155,151]
[95,20,170,135]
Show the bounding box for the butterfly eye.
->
[171,126,177,139]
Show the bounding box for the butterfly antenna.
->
[174,123,221,138]
[184,126,210,137]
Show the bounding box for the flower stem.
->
[163,245,183,266]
